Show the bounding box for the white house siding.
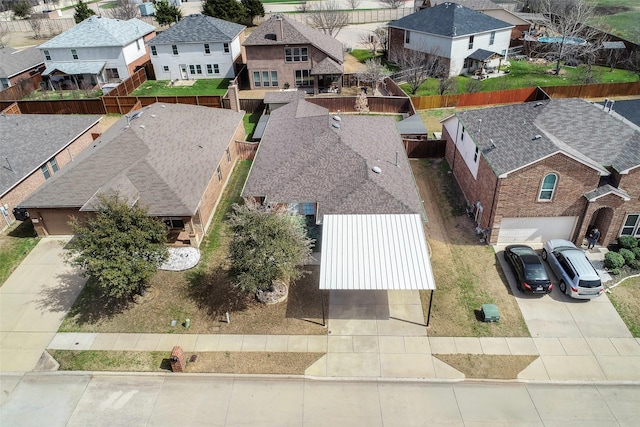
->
[443,117,480,178]
[405,31,453,58]
[150,40,239,80]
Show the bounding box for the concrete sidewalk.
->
[0,237,86,372]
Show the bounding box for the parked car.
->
[503,245,552,294]
[542,239,604,299]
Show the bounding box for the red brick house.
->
[0,47,45,92]
[243,14,344,94]
[19,103,245,246]
[441,98,640,247]
[0,110,101,229]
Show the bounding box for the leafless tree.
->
[394,47,446,94]
[359,31,380,56]
[356,58,391,95]
[374,27,388,53]
[626,48,640,79]
[28,17,44,39]
[379,0,404,9]
[306,1,348,37]
[295,2,308,12]
[438,77,456,95]
[354,91,369,114]
[347,0,361,9]
[106,0,140,20]
[0,22,9,47]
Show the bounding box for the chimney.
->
[275,15,283,41]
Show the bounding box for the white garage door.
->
[497,216,578,244]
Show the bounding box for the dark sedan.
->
[503,245,553,294]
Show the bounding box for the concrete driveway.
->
[0,237,86,372]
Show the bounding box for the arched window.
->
[538,173,558,201]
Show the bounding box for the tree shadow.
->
[186,266,250,320]
[7,220,37,238]
[56,276,130,325]
[285,266,329,322]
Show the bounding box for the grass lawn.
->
[608,276,640,337]
[243,110,261,140]
[435,355,538,379]
[401,60,639,96]
[59,160,329,336]
[0,221,39,287]
[129,79,231,97]
[23,89,103,100]
[350,49,382,63]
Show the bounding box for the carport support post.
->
[426,290,434,327]
[321,292,326,327]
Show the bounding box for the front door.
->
[179,64,187,80]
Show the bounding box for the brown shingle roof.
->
[242,99,424,220]
[20,103,244,216]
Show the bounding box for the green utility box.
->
[481,304,500,322]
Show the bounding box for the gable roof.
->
[243,14,343,64]
[39,16,155,49]
[428,0,502,10]
[242,99,424,220]
[149,14,245,45]
[0,47,44,79]
[447,98,640,177]
[389,2,513,37]
[20,103,244,216]
[0,114,101,198]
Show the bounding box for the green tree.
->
[227,201,313,294]
[11,1,32,19]
[66,194,169,300]
[202,0,246,25]
[154,0,182,27]
[240,0,263,25]
[73,1,95,24]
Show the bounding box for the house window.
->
[151,45,157,56]
[71,49,78,60]
[538,173,558,201]
[295,69,312,86]
[463,58,472,69]
[223,43,230,53]
[189,65,202,75]
[105,68,119,80]
[172,45,179,55]
[0,78,9,89]
[473,146,479,163]
[163,65,169,73]
[213,64,219,74]
[226,148,231,162]
[217,166,222,181]
[620,214,640,236]
[207,64,213,75]
[405,31,410,44]
[164,218,185,229]
[136,39,141,50]
[468,36,474,50]
[253,70,278,87]
[301,203,315,215]
[41,165,51,180]
[489,31,495,45]
[44,50,51,60]
[204,43,210,54]
[49,158,58,173]
[284,47,308,62]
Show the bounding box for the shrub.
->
[617,235,639,250]
[632,247,640,260]
[619,248,636,265]
[604,251,625,269]
[609,268,620,276]
[629,260,640,271]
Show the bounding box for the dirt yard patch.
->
[412,158,529,337]
[435,354,538,379]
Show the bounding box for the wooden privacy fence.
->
[1,99,106,114]
[104,68,148,97]
[102,95,223,114]
[0,75,43,101]
[540,81,640,99]
[306,96,412,114]
[404,138,446,158]
[411,87,542,109]
[236,141,258,160]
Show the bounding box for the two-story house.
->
[243,14,344,94]
[441,98,640,247]
[38,16,156,89]
[148,14,245,81]
[389,2,513,77]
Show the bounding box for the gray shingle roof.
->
[244,15,343,64]
[467,48,500,61]
[0,47,44,79]
[396,114,428,135]
[0,114,101,198]
[20,103,244,216]
[584,184,630,202]
[310,57,343,75]
[242,99,424,219]
[389,2,513,37]
[43,61,106,76]
[452,98,640,177]
[149,14,245,45]
[39,16,155,49]
[264,89,305,104]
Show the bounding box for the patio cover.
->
[396,114,428,136]
[467,49,501,62]
[319,214,436,290]
[252,114,270,140]
[43,61,106,76]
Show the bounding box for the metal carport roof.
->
[319,214,436,290]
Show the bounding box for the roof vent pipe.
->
[609,100,615,113]
[372,166,382,174]
[603,98,609,110]
[532,135,542,140]
[477,118,482,133]
[395,151,399,167]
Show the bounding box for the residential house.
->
[148,14,245,81]
[243,14,344,94]
[20,103,245,246]
[0,47,45,92]
[38,16,156,90]
[242,98,435,291]
[441,98,640,246]
[389,2,514,77]
[0,112,102,227]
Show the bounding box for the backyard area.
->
[129,79,231,97]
